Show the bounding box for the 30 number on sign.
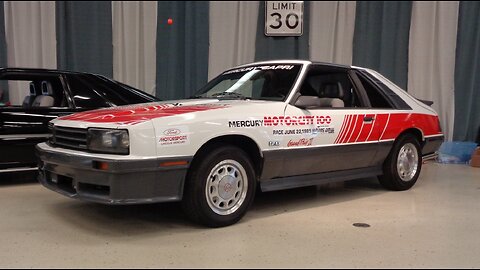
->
[265,1,304,36]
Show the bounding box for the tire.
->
[182,144,256,227]
[378,134,422,191]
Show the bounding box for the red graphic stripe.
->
[380,113,442,140]
[355,114,376,142]
[346,115,365,143]
[336,114,352,144]
[341,115,359,144]
[367,114,389,141]
[59,103,229,125]
[334,115,349,144]
[334,113,441,144]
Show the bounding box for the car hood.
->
[56,99,282,126]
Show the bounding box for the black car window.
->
[298,67,363,108]
[355,73,393,109]
[0,76,67,108]
[68,74,156,108]
[66,75,109,108]
[94,76,156,105]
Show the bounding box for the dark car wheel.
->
[182,145,256,227]
[379,134,422,191]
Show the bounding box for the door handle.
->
[364,116,375,122]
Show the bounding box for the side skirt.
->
[260,166,383,192]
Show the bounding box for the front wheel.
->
[182,145,256,227]
[378,134,422,191]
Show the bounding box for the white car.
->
[36,60,444,227]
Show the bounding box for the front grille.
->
[50,126,88,151]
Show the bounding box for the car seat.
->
[22,82,37,107]
[32,81,54,107]
[318,82,345,108]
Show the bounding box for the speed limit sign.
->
[265,1,304,36]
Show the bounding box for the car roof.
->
[229,60,351,70]
[0,67,100,76]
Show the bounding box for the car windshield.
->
[193,64,302,101]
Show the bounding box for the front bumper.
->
[36,143,191,205]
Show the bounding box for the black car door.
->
[0,73,78,172]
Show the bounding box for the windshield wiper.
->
[211,92,248,100]
[188,94,206,99]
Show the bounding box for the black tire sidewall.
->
[381,134,422,191]
[184,145,256,227]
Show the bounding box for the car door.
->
[0,72,77,172]
[274,66,381,177]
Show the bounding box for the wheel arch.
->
[192,135,263,179]
[395,128,425,148]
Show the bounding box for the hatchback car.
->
[36,60,444,227]
[0,68,159,175]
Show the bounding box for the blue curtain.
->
[453,1,480,142]
[352,1,412,90]
[56,1,113,77]
[254,1,310,61]
[0,1,8,103]
[155,1,210,100]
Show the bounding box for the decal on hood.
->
[59,103,229,125]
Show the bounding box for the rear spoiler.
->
[417,98,434,106]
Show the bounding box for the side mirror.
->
[294,96,320,109]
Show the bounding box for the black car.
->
[0,68,159,175]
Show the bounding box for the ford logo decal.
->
[164,128,181,136]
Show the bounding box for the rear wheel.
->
[379,134,422,191]
[182,145,256,227]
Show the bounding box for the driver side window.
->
[299,70,363,108]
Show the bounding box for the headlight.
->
[87,128,129,155]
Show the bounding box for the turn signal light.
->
[92,161,110,170]
[160,160,188,167]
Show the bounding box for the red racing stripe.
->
[336,114,352,144]
[346,115,365,143]
[334,114,349,144]
[342,115,359,143]
[355,114,376,142]
[367,114,389,141]
[380,113,442,140]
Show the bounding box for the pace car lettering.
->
[228,120,264,128]
[287,138,313,147]
[264,116,332,126]
[273,127,335,136]
[223,65,295,75]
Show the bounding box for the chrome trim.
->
[0,167,38,173]
[0,134,50,139]
[424,134,444,138]
[285,62,311,104]
[422,152,438,161]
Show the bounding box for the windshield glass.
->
[193,64,302,101]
